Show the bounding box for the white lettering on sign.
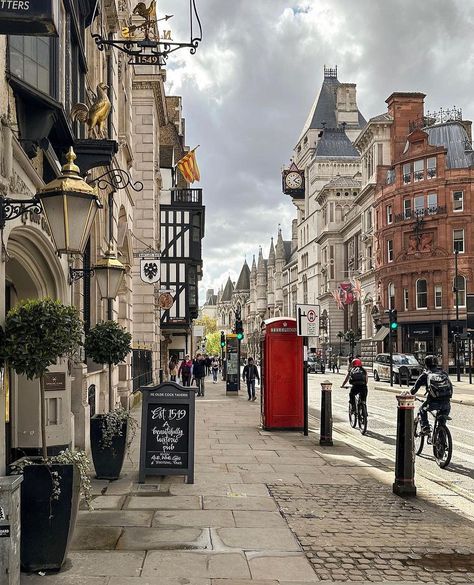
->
[0,1,30,9]
[270,327,297,333]
[150,407,186,421]
[152,421,184,451]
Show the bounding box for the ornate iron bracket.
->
[0,197,42,230]
[69,267,95,283]
[89,168,144,192]
[90,0,202,65]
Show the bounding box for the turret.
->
[275,229,285,311]
[256,247,267,318]
[267,238,275,314]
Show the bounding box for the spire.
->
[257,246,265,273]
[235,260,250,291]
[268,237,275,266]
[221,276,234,302]
[275,228,285,260]
[251,254,256,273]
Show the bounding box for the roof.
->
[368,112,393,124]
[283,241,292,262]
[205,294,217,306]
[424,122,474,169]
[298,73,366,141]
[221,277,234,302]
[235,262,250,291]
[323,176,361,189]
[315,128,360,158]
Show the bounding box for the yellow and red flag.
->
[177,147,200,184]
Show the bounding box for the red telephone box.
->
[260,318,303,430]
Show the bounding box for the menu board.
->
[138,383,195,483]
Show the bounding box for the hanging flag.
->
[177,147,200,183]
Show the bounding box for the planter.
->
[90,414,127,480]
[19,460,80,572]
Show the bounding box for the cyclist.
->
[410,355,452,435]
[341,358,368,412]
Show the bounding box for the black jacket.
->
[411,367,450,401]
[242,364,260,382]
[193,359,206,379]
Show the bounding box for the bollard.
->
[320,380,333,446]
[393,393,417,496]
[159,369,164,383]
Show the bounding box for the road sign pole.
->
[469,334,472,385]
[303,336,308,436]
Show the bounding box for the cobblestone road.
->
[269,479,474,583]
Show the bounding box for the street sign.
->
[296,304,320,337]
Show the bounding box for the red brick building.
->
[374,93,473,367]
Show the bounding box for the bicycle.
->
[414,397,452,469]
[342,386,368,434]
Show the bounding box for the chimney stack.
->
[385,92,425,164]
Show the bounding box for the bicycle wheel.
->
[433,424,452,469]
[414,418,425,455]
[358,401,368,435]
[349,398,357,428]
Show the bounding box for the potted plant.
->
[4,298,90,572]
[84,320,134,480]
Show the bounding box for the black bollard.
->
[393,393,416,496]
[320,380,333,446]
[159,369,164,384]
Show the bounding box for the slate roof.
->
[206,294,217,306]
[235,261,250,291]
[323,176,361,189]
[315,128,360,158]
[221,277,234,302]
[283,241,292,262]
[424,122,474,169]
[368,112,393,124]
[298,74,366,141]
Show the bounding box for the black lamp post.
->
[337,331,344,355]
[454,247,461,381]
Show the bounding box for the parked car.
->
[308,355,319,374]
[373,353,422,384]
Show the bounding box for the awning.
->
[372,326,389,342]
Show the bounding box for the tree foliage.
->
[5,298,83,379]
[194,315,217,335]
[205,331,221,356]
[85,320,132,365]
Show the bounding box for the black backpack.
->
[427,370,453,400]
[349,367,365,386]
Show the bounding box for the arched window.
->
[302,275,308,304]
[416,279,428,309]
[388,283,395,309]
[453,275,466,308]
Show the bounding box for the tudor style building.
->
[373,92,474,367]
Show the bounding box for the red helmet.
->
[352,358,362,367]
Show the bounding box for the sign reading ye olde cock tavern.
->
[0,0,60,36]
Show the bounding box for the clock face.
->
[286,171,303,189]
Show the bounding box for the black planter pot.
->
[19,460,80,572]
[90,414,127,480]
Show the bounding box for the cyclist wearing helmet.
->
[342,358,368,411]
[411,355,452,435]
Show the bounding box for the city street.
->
[308,371,474,518]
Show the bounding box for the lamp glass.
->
[94,263,125,300]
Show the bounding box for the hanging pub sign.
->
[138,382,195,483]
[0,0,59,36]
[140,255,160,284]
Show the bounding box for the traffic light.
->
[235,318,244,341]
[389,309,398,331]
[220,331,226,348]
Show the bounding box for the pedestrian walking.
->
[169,356,178,382]
[211,356,219,383]
[242,357,260,401]
[205,354,212,376]
[193,353,206,396]
[178,354,193,387]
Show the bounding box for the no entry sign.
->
[297,304,320,337]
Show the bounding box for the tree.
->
[194,315,217,335]
[84,321,132,411]
[4,298,83,460]
[205,331,221,356]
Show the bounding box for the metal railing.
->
[393,205,446,223]
[171,188,202,205]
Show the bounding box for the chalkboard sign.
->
[138,382,195,483]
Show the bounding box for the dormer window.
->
[414,159,424,182]
[427,157,437,179]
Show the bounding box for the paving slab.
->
[211,581,278,585]
[107,579,210,585]
[141,551,251,579]
[21,577,107,585]
[215,527,301,551]
[239,472,302,485]
[116,526,208,550]
[228,483,269,496]
[70,525,122,550]
[203,496,277,511]
[103,477,135,495]
[246,552,318,582]
[77,510,153,527]
[296,472,360,485]
[153,509,235,528]
[168,483,233,496]
[227,463,275,473]
[232,511,288,528]
[65,551,145,577]
[125,495,202,510]
[88,495,126,509]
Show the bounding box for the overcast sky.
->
[163,0,474,304]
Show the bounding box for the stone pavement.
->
[21,377,474,584]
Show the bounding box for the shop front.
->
[403,323,443,364]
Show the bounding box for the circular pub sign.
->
[158,293,174,310]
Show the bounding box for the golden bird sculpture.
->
[70,83,111,139]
